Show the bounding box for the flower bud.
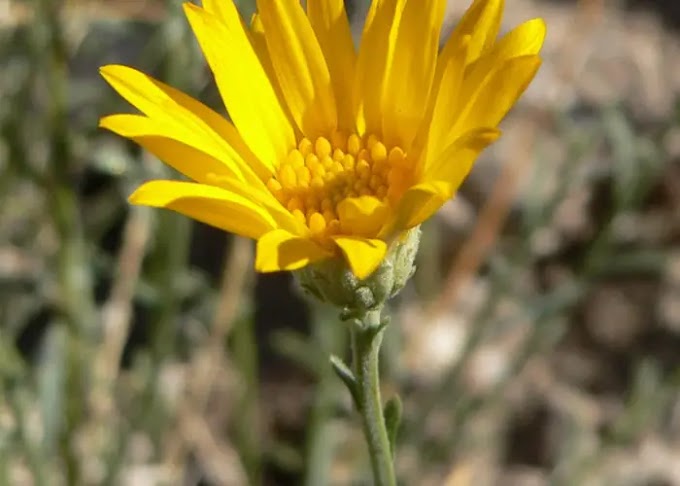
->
[295,227,421,316]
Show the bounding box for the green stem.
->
[350,309,396,486]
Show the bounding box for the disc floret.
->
[266,133,413,238]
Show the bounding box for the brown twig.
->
[192,236,254,410]
[178,412,249,486]
[90,206,151,418]
[164,236,253,485]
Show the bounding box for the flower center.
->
[266,132,413,237]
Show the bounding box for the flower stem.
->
[350,309,396,486]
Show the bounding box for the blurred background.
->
[2,0,680,484]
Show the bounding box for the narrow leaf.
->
[330,354,359,404]
[383,395,403,455]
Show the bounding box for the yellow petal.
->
[440,0,504,67]
[354,0,403,135]
[390,128,501,232]
[489,18,546,59]
[255,229,332,272]
[388,181,449,232]
[337,196,390,238]
[248,13,297,134]
[99,65,272,180]
[129,180,277,239]
[332,236,388,280]
[200,0,242,24]
[425,0,503,138]
[257,0,337,138]
[307,0,357,133]
[421,36,469,167]
[99,114,262,187]
[206,174,307,237]
[460,18,547,103]
[183,3,295,168]
[249,14,269,63]
[381,0,447,149]
[425,127,501,193]
[101,114,304,235]
[453,55,541,140]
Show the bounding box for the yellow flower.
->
[100,0,545,280]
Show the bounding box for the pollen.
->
[266,133,414,237]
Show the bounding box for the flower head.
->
[100,0,545,280]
